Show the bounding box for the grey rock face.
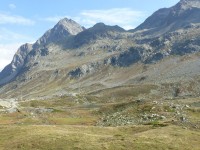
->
[36,18,85,45]
[109,47,141,67]
[171,37,200,55]
[68,62,103,78]
[144,53,164,64]
[68,47,142,79]
[179,0,200,9]
[0,43,32,85]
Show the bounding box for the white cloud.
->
[43,8,145,30]
[79,8,145,29]
[0,28,33,42]
[0,13,35,25]
[9,4,16,10]
[0,28,35,71]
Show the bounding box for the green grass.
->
[20,96,76,108]
[144,120,169,127]
[0,125,199,150]
[48,117,97,125]
[1,88,200,149]
[89,84,157,102]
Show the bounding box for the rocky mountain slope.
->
[0,0,200,100]
[0,18,85,86]
[132,0,200,35]
[0,43,32,85]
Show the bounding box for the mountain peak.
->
[56,18,85,35]
[58,18,73,23]
[93,22,106,28]
[37,18,85,45]
[92,23,125,32]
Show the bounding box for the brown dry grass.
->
[0,125,199,150]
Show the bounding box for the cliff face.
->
[0,43,32,85]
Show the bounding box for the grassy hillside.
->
[0,125,199,150]
[0,85,200,149]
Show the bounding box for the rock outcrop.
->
[0,43,32,85]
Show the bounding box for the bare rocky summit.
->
[36,18,85,45]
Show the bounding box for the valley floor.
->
[0,86,200,150]
[0,124,199,150]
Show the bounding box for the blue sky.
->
[0,0,179,70]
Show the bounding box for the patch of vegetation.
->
[144,121,168,127]
[20,96,76,108]
[48,117,97,125]
[90,84,157,102]
[0,125,199,150]
[163,105,175,112]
